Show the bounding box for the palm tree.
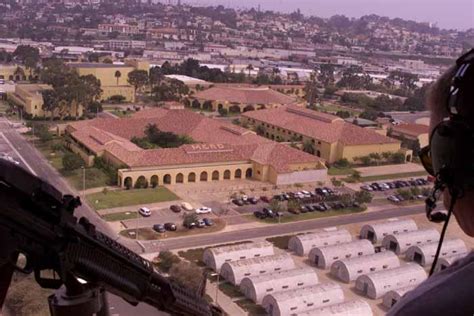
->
[114,70,121,86]
[246,64,254,78]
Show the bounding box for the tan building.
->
[242,105,402,163]
[65,107,327,188]
[0,64,31,81]
[390,123,429,149]
[189,85,297,113]
[68,63,136,102]
[8,84,83,118]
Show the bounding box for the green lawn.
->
[358,171,428,182]
[219,282,244,299]
[102,211,139,221]
[34,138,110,190]
[235,298,267,316]
[266,235,294,250]
[86,187,179,210]
[252,207,366,224]
[328,167,355,176]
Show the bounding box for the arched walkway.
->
[218,104,223,110]
[235,169,242,179]
[316,150,321,157]
[192,99,201,109]
[229,105,241,113]
[243,105,255,112]
[212,170,219,181]
[203,101,213,111]
[200,171,208,182]
[176,173,184,183]
[124,177,133,189]
[163,174,171,184]
[223,170,231,180]
[245,168,253,179]
[188,172,196,183]
[135,176,148,189]
[150,175,159,188]
[183,98,191,107]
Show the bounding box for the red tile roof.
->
[68,108,322,173]
[193,86,296,105]
[392,123,429,137]
[243,105,399,146]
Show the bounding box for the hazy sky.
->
[183,0,474,30]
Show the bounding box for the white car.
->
[387,196,400,203]
[241,195,248,202]
[195,207,212,214]
[181,202,194,211]
[138,207,151,217]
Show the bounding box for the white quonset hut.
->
[355,264,427,299]
[330,251,400,283]
[293,300,373,316]
[382,285,415,309]
[220,254,295,285]
[434,253,468,273]
[288,229,352,256]
[308,239,374,269]
[360,219,418,244]
[240,268,319,303]
[382,229,440,254]
[261,283,344,316]
[405,239,467,267]
[202,241,274,271]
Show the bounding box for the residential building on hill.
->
[241,105,403,163]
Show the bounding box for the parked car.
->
[254,211,266,219]
[195,207,212,214]
[184,221,196,229]
[196,219,206,228]
[203,218,214,226]
[387,195,400,203]
[249,197,259,204]
[138,207,151,217]
[283,194,290,200]
[260,196,270,203]
[300,205,309,213]
[360,185,373,191]
[152,224,166,233]
[170,205,182,213]
[164,223,177,231]
[288,208,300,215]
[232,199,244,206]
[273,194,285,201]
[263,208,276,218]
[181,202,194,211]
[241,195,248,202]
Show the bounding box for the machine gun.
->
[0,160,222,316]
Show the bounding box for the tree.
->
[103,58,113,64]
[255,125,265,136]
[114,70,121,86]
[169,261,202,292]
[183,213,198,227]
[331,177,343,187]
[304,72,318,107]
[333,158,350,168]
[156,251,181,273]
[354,190,373,204]
[359,110,378,121]
[13,45,40,72]
[124,177,133,190]
[128,69,149,94]
[302,140,315,154]
[391,152,406,164]
[335,110,350,119]
[246,64,254,78]
[396,189,413,200]
[62,152,83,171]
[269,199,282,212]
[287,199,301,212]
[31,123,52,142]
[318,64,335,87]
[351,170,362,182]
[149,66,164,89]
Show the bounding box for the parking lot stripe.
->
[0,132,37,176]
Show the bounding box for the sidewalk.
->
[355,163,425,177]
[97,200,183,215]
[206,281,246,316]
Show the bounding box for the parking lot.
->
[359,178,432,204]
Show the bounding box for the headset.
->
[419,48,474,276]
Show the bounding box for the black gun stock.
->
[0,160,222,316]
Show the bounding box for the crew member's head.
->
[427,59,474,236]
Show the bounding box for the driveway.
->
[355,163,425,177]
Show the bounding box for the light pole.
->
[136,210,139,241]
[81,166,85,199]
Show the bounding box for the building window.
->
[259,270,266,274]
[290,307,297,311]
[357,270,363,273]
[370,267,376,271]
[266,288,273,292]
[274,268,281,271]
[297,282,304,286]
[307,303,314,307]
[333,256,339,260]
[225,259,231,262]
[244,273,251,276]
[383,265,388,269]
[282,285,288,289]
[323,299,330,303]
[240,256,246,259]
[358,252,363,255]
[254,254,260,257]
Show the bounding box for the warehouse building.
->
[308,240,374,269]
[405,239,467,267]
[240,268,319,303]
[202,241,274,271]
[382,229,440,254]
[355,264,427,299]
[434,253,468,273]
[220,254,295,285]
[293,300,372,316]
[261,282,344,316]
[288,229,352,256]
[360,219,418,244]
[382,286,416,309]
[330,251,400,283]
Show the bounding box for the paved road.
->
[145,204,427,251]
